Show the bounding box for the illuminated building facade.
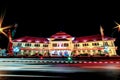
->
[12,31,117,57]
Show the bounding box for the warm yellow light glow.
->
[114,21,120,32]
[0,28,3,31]
[0,25,11,37]
[0,13,11,37]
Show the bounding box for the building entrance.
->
[50,50,71,57]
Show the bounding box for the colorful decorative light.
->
[17,39,22,42]
[67,56,72,61]
[40,56,43,60]
[35,40,40,43]
[83,40,87,42]
[27,40,32,42]
[13,46,20,53]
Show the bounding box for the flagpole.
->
[100,26,105,54]
[7,29,13,56]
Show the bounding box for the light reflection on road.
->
[0,63,120,72]
[0,63,90,72]
[0,62,120,80]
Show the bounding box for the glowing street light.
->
[0,26,11,37]
[0,13,11,37]
[0,12,14,55]
[111,21,120,38]
[114,21,120,32]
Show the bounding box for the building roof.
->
[50,31,72,38]
[13,33,115,43]
[52,38,69,41]
[73,34,115,43]
[13,36,49,43]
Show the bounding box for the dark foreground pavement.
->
[1,71,119,80]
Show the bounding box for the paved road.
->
[0,58,120,80]
[0,59,120,80]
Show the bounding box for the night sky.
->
[0,1,120,54]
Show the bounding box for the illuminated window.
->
[98,50,102,54]
[61,43,63,47]
[82,50,85,53]
[52,43,57,47]
[83,43,89,46]
[77,44,79,47]
[104,42,109,46]
[17,42,22,47]
[111,41,114,46]
[93,50,95,53]
[92,43,94,46]
[34,44,40,47]
[43,44,48,47]
[74,44,76,47]
[25,43,31,46]
[92,43,99,46]
[74,44,79,47]
[64,43,69,47]
[87,50,90,52]
[78,50,81,52]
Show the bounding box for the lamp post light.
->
[0,14,12,56]
[114,21,120,32]
[111,21,120,38]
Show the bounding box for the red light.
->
[99,61,103,63]
[110,61,113,63]
[40,56,43,59]
[88,61,92,63]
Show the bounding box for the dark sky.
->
[0,1,119,38]
[0,1,120,52]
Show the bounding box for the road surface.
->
[0,58,120,80]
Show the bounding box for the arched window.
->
[104,42,109,46]
[64,43,69,47]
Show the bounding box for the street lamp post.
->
[0,13,13,56]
